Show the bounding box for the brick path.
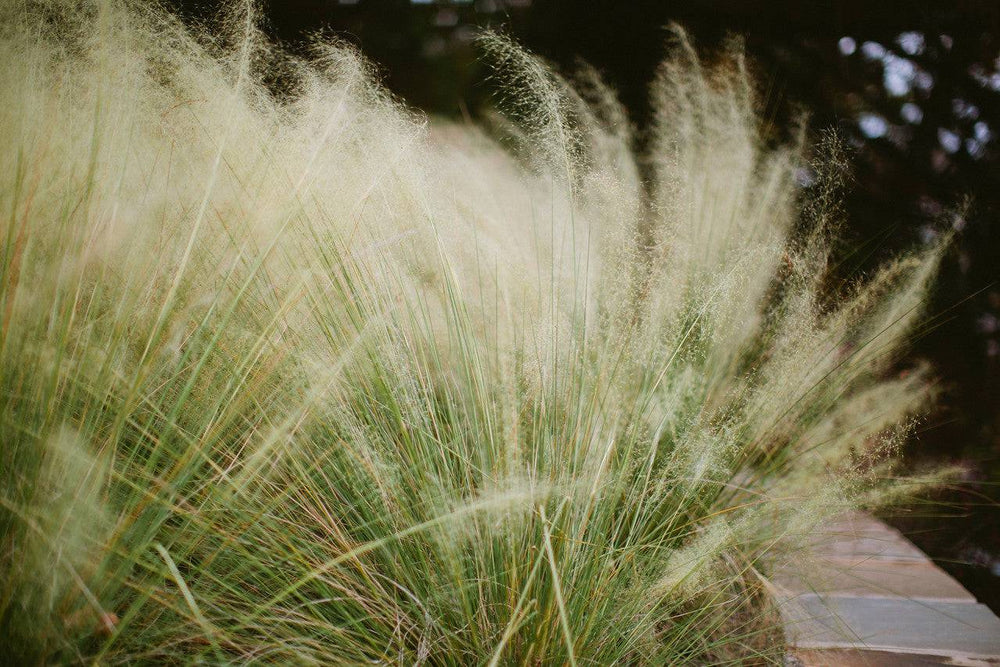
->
[771,513,1000,666]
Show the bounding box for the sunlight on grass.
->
[1,1,948,663]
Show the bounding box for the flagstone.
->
[790,648,1000,666]
[771,558,975,601]
[772,513,1000,665]
[781,594,1000,658]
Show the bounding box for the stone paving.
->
[771,513,1000,666]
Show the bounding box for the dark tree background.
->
[174,0,1000,611]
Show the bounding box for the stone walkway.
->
[771,513,1000,666]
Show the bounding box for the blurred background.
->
[172,0,1000,611]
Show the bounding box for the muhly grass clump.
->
[0,1,951,663]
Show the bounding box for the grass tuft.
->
[1,1,948,663]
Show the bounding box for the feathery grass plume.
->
[1,0,948,663]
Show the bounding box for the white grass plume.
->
[0,1,948,663]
